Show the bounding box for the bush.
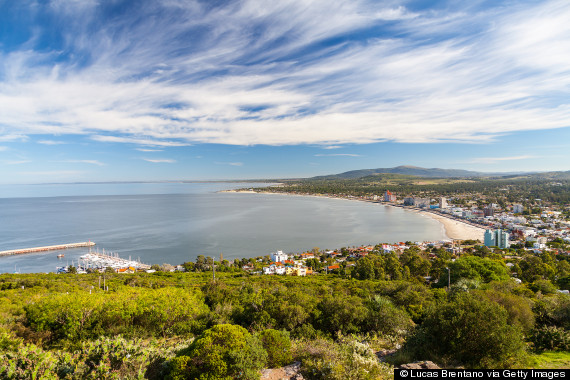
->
[533,295,570,329]
[295,335,391,380]
[0,335,178,380]
[400,293,526,368]
[258,329,292,367]
[482,290,535,334]
[530,280,558,295]
[24,288,209,345]
[530,326,570,352]
[168,324,267,380]
[365,296,414,337]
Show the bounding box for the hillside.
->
[311,165,505,180]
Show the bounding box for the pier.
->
[0,242,96,257]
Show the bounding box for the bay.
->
[0,182,446,273]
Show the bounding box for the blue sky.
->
[1,0,569,183]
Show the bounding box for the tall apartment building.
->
[384,190,397,202]
[439,197,448,209]
[513,204,524,214]
[484,229,510,249]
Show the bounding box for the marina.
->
[68,248,151,273]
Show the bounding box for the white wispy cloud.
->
[136,148,164,152]
[91,135,189,147]
[56,160,105,166]
[470,155,535,164]
[215,161,243,167]
[37,140,66,145]
[0,146,7,151]
[0,0,569,147]
[142,158,176,163]
[0,134,28,142]
[314,153,361,157]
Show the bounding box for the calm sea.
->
[0,182,446,273]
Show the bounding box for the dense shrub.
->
[443,256,510,284]
[533,294,570,329]
[295,335,390,380]
[316,295,368,335]
[481,290,535,333]
[24,288,209,345]
[258,329,293,367]
[530,326,570,352]
[168,324,267,380]
[0,343,58,380]
[0,336,178,380]
[364,296,414,336]
[400,293,526,368]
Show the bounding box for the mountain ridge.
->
[309,166,570,180]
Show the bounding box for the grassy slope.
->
[527,351,570,369]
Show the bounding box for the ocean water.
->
[0,182,446,273]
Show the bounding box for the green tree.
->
[443,256,509,285]
[353,257,375,280]
[383,253,403,280]
[519,255,556,282]
[195,255,207,271]
[400,249,431,278]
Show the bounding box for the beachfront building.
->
[384,190,397,202]
[271,250,288,263]
[513,204,524,214]
[414,198,430,208]
[439,197,448,209]
[484,229,510,249]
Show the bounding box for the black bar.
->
[395,369,569,380]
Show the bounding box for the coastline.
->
[416,210,485,241]
[227,189,485,242]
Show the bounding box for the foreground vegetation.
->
[0,260,569,378]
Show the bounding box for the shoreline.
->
[227,189,485,242]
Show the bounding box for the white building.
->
[513,204,524,214]
[271,250,288,263]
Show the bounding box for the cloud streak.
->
[1,0,569,148]
[56,160,105,166]
[314,153,361,157]
[142,158,177,163]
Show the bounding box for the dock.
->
[0,242,96,257]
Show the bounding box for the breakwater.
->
[0,242,96,256]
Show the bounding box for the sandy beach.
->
[417,211,485,241]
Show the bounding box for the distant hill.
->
[504,170,570,181]
[311,165,510,180]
